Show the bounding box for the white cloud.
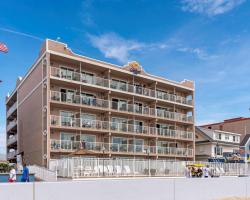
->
[87,32,213,63]
[87,32,145,63]
[181,0,246,16]
[177,47,218,60]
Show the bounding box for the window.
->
[60,67,74,80]
[225,135,229,140]
[111,117,127,132]
[60,88,75,103]
[156,124,171,136]
[134,102,143,114]
[112,137,128,152]
[134,84,144,95]
[233,136,236,142]
[214,146,223,156]
[156,107,171,118]
[60,132,75,150]
[80,134,96,143]
[81,72,94,84]
[134,139,144,152]
[80,134,96,150]
[60,111,75,127]
[111,79,127,91]
[134,120,143,133]
[112,98,127,111]
[81,93,96,105]
[156,90,168,100]
[81,113,96,128]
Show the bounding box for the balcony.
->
[7,150,17,159]
[6,120,17,132]
[50,115,193,140]
[50,67,109,87]
[156,129,193,140]
[50,140,193,157]
[157,146,193,157]
[7,135,17,146]
[6,102,17,118]
[50,115,109,131]
[50,91,109,109]
[50,67,193,107]
[50,91,193,124]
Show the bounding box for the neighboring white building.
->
[195,126,240,161]
[240,134,250,162]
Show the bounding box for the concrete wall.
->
[1,177,250,200]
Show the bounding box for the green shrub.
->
[0,162,10,173]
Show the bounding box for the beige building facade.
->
[6,39,195,167]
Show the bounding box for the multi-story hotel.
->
[6,39,195,167]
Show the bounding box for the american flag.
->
[0,42,8,53]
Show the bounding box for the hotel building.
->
[6,39,195,167]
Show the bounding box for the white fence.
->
[29,165,57,182]
[49,157,250,179]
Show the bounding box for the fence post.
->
[133,158,135,177]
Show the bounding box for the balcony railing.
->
[6,102,17,118]
[50,91,193,123]
[6,120,17,131]
[50,115,193,140]
[50,139,193,157]
[7,135,17,145]
[50,91,109,109]
[7,150,17,159]
[51,67,109,87]
[50,115,109,131]
[50,67,193,106]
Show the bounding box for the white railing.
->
[6,120,17,131]
[7,135,17,145]
[50,67,193,107]
[49,157,249,179]
[50,115,193,140]
[6,102,17,117]
[50,91,193,123]
[7,150,17,159]
[29,164,57,182]
[50,139,193,158]
[50,91,109,109]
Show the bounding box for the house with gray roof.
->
[195,126,240,161]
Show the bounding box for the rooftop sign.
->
[128,61,142,74]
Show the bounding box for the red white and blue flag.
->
[0,42,8,53]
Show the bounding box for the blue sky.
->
[1,0,250,154]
